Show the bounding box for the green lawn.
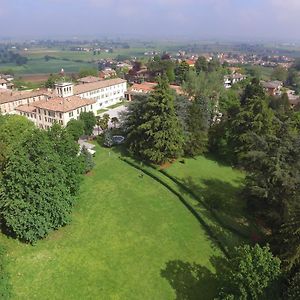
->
[163,156,260,240]
[0,146,223,299]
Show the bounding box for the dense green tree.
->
[103,130,114,147]
[175,60,189,84]
[48,124,83,195]
[243,123,300,230]
[219,88,241,115]
[275,207,300,271]
[79,111,96,136]
[184,96,210,156]
[80,146,95,174]
[0,115,34,172]
[183,70,224,105]
[287,271,300,299]
[111,117,119,128]
[96,113,110,134]
[217,244,281,300]
[230,97,276,163]
[269,93,290,115]
[271,66,288,82]
[241,78,265,106]
[0,130,73,243]
[124,76,184,164]
[195,56,208,74]
[287,68,300,94]
[78,68,98,78]
[44,73,62,88]
[207,58,221,73]
[66,119,85,141]
[147,56,176,83]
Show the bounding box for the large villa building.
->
[0,78,127,129]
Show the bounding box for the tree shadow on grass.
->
[160,260,218,300]
[171,176,260,247]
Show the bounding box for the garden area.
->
[0,145,243,299]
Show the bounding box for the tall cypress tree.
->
[126,76,184,164]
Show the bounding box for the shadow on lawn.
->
[172,176,257,248]
[161,257,229,300]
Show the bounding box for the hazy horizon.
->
[0,0,300,42]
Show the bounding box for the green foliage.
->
[276,208,300,271]
[287,272,300,300]
[230,97,276,163]
[0,246,12,300]
[184,96,210,156]
[241,78,265,106]
[147,56,175,83]
[269,93,290,115]
[44,73,62,88]
[242,122,300,230]
[103,130,114,147]
[0,115,34,172]
[219,89,241,114]
[271,66,288,82]
[207,58,221,73]
[0,130,73,243]
[183,70,224,101]
[111,116,119,128]
[79,111,96,136]
[124,76,184,164]
[78,68,98,78]
[66,119,85,141]
[96,113,110,134]
[174,60,189,84]
[48,124,83,196]
[287,68,300,94]
[80,146,95,174]
[195,56,208,74]
[217,244,281,300]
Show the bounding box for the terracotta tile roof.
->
[31,96,96,113]
[185,59,196,66]
[15,104,37,113]
[0,79,7,84]
[78,76,101,84]
[128,82,183,95]
[0,89,49,105]
[73,78,126,95]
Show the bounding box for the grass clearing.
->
[162,156,261,240]
[0,145,223,299]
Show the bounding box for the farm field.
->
[0,146,228,300]
[0,47,152,76]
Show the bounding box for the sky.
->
[0,0,300,41]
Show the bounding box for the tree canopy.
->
[124,76,184,164]
[0,129,73,243]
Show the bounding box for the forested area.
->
[0,48,28,66]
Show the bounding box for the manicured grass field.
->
[0,146,224,299]
[163,156,259,240]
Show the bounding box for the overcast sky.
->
[0,0,299,41]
